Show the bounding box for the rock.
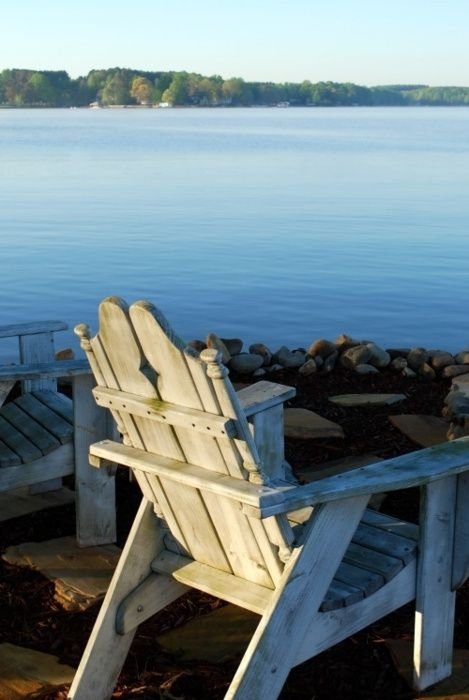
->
[389,415,448,447]
[221,337,243,356]
[267,363,283,372]
[322,351,338,373]
[365,343,391,368]
[284,408,345,439]
[249,343,272,366]
[442,365,469,379]
[430,351,455,370]
[273,345,306,368]
[390,357,407,371]
[355,363,379,375]
[228,353,264,375]
[252,367,267,377]
[187,339,206,353]
[407,347,428,371]
[340,344,372,369]
[206,333,231,364]
[307,339,336,358]
[0,643,75,699]
[314,355,324,369]
[417,362,436,380]
[329,393,406,407]
[55,347,74,360]
[455,351,469,365]
[298,358,317,376]
[335,334,361,351]
[402,366,416,378]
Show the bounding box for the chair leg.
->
[413,476,457,690]
[226,495,369,699]
[68,499,185,700]
[73,373,116,546]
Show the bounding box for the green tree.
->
[101,71,130,105]
[130,76,153,104]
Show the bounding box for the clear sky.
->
[3,0,468,86]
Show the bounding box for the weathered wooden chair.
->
[68,297,469,698]
[0,321,116,546]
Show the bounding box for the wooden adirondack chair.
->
[0,321,116,546]
[68,297,469,699]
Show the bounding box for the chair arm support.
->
[0,359,91,381]
[251,437,469,518]
[237,380,296,417]
[0,321,68,339]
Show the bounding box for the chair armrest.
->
[0,359,91,381]
[250,437,469,518]
[237,380,296,417]
[0,321,68,339]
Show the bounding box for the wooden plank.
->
[0,414,43,463]
[248,404,286,482]
[0,439,21,467]
[20,331,56,392]
[0,321,67,338]
[0,400,61,455]
[32,390,73,424]
[89,440,277,509]
[247,437,469,518]
[343,542,404,581]
[360,508,419,541]
[351,522,416,565]
[413,477,457,690]
[237,381,296,417]
[321,579,364,611]
[0,359,91,381]
[92,386,237,438]
[0,444,74,491]
[14,393,73,444]
[333,560,385,597]
[452,472,469,589]
[152,550,272,615]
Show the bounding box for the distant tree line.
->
[1,68,469,108]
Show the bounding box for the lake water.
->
[1,106,469,361]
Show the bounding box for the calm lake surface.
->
[1,106,469,360]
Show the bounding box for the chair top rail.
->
[0,321,68,339]
[251,437,469,518]
[0,359,91,381]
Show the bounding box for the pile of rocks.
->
[188,332,469,381]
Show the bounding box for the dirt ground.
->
[1,367,466,699]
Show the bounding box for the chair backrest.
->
[76,297,291,587]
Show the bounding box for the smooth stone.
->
[252,367,267,377]
[274,346,306,368]
[187,339,206,353]
[389,415,448,447]
[249,342,272,366]
[329,393,406,407]
[158,604,257,663]
[455,351,469,365]
[452,373,469,389]
[206,332,231,364]
[0,643,75,700]
[386,348,411,359]
[322,350,338,373]
[228,353,264,374]
[340,344,372,369]
[417,362,436,380]
[284,408,344,439]
[3,536,120,611]
[407,347,428,370]
[390,357,408,371]
[430,351,455,370]
[267,363,283,372]
[354,363,379,375]
[335,334,361,351]
[307,338,336,358]
[298,358,317,376]
[221,337,243,356]
[365,342,391,368]
[55,347,75,360]
[402,366,417,378]
[442,365,469,379]
[314,355,324,368]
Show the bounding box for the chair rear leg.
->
[413,477,457,690]
[68,499,185,700]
